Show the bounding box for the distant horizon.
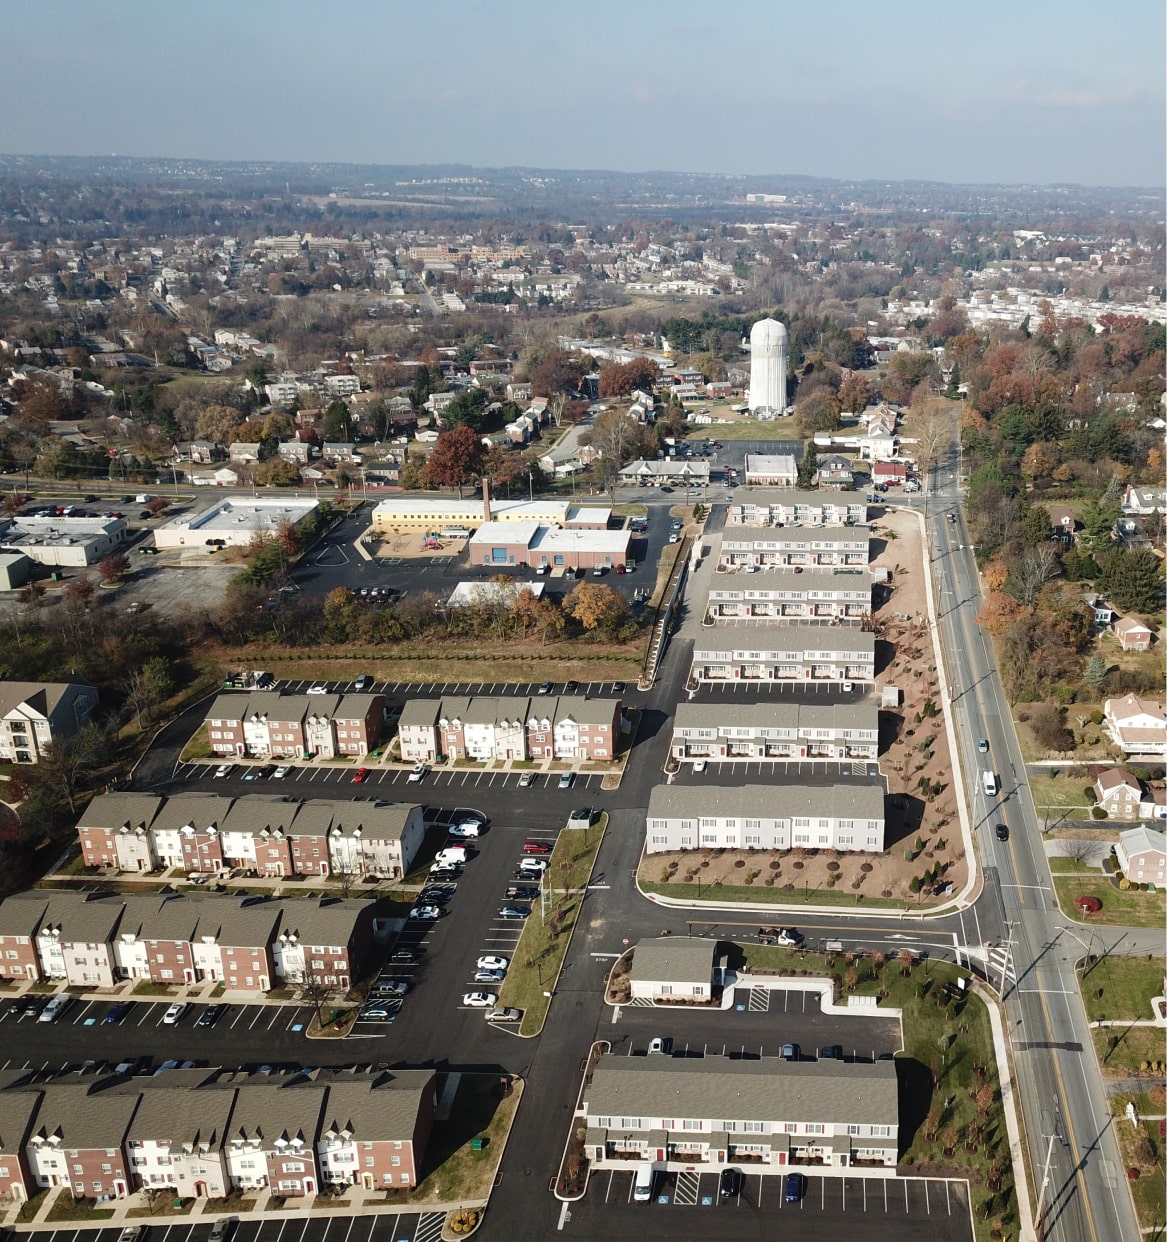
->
[0,151,1161,195]
[0,0,1161,189]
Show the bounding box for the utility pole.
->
[1034,1110,1063,1236]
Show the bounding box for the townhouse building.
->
[77,793,165,871]
[670,700,879,764]
[645,782,886,854]
[706,568,872,622]
[408,695,623,763]
[0,895,50,981]
[0,1080,39,1201]
[111,894,201,985]
[223,1081,326,1197]
[270,899,375,990]
[189,900,281,992]
[691,625,876,684]
[581,1056,898,1173]
[0,680,99,765]
[121,1075,234,1197]
[0,1066,437,1204]
[315,1069,435,1191]
[77,794,425,882]
[719,525,870,569]
[25,1080,138,1199]
[727,489,868,528]
[205,691,386,760]
[33,892,125,987]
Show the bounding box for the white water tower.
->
[747,317,788,418]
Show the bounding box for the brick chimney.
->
[482,476,493,523]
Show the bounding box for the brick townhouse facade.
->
[205,691,386,760]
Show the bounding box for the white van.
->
[982,771,998,797]
[435,846,468,865]
[39,995,71,1023]
[633,1163,654,1202]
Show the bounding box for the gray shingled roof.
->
[227,1082,326,1145]
[0,1084,41,1154]
[647,782,885,822]
[585,1056,897,1128]
[127,1084,235,1149]
[629,937,715,986]
[275,898,371,949]
[149,792,230,834]
[551,696,620,726]
[399,699,440,727]
[318,1069,434,1141]
[189,896,282,947]
[37,891,126,944]
[673,701,876,732]
[438,696,473,724]
[0,892,49,937]
[333,693,382,721]
[0,680,96,723]
[78,792,164,831]
[695,625,875,654]
[30,1081,141,1147]
[116,893,200,944]
[221,797,298,838]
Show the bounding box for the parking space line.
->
[884,1177,888,1212]
[924,1178,930,1214]
[903,1178,909,1212]
[247,1007,265,1029]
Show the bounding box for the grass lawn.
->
[1110,1085,1166,1117]
[1078,955,1165,1024]
[1027,770,1095,815]
[1093,1024,1166,1076]
[1113,1117,1166,1231]
[639,877,911,910]
[611,503,648,518]
[16,1190,49,1223]
[683,421,800,440]
[46,1193,116,1222]
[492,817,607,1034]
[179,723,215,762]
[734,947,1017,1241]
[1048,863,1167,928]
[410,1074,521,1204]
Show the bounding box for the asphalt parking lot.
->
[33,1214,451,1242]
[610,988,901,1062]
[672,759,878,782]
[572,1168,973,1242]
[0,996,314,1037]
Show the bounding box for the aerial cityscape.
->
[0,5,1162,1242]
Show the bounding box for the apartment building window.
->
[847,1125,861,1136]
[742,1121,763,1133]
[871,1125,892,1137]
[73,1164,84,1175]
[794,834,809,844]
[101,1164,112,1174]
[390,1156,400,1167]
[805,1123,824,1135]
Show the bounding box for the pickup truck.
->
[504,884,541,901]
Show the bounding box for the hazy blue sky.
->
[3,0,1163,186]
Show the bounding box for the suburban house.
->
[727,490,868,528]
[691,625,876,684]
[1113,617,1153,652]
[719,525,870,569]
[628,937,719,1003]
[872,461,908,488]
[1103,695,1167,758]
[669,700,879,764]
[743,454,797,487]
[645,782,886,853]
[1081,594,1116,628]
[204,691,387,760]
[1092,768,1143,820]
[581,1056,898,1173]
[817,455,855,490]
[706,568,872,622]
[0,680,99,764]
[402,695,622,763]
[1114,825,1167,888]
[1121,485,1167,516]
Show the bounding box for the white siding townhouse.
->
[581,1056,898,1173]
[645,783,886,854]
[706,568,872,622]
[691,625,875,684]
[720,525,870,569]
[728,489,868,528]
[670,701,879,764]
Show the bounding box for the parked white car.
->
[162,1003,189,1025]
[462,992,497,1008]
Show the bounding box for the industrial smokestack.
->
[483,476,493,523]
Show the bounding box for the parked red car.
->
[352,767,369,784]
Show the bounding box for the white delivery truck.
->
[982,771,998,797]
